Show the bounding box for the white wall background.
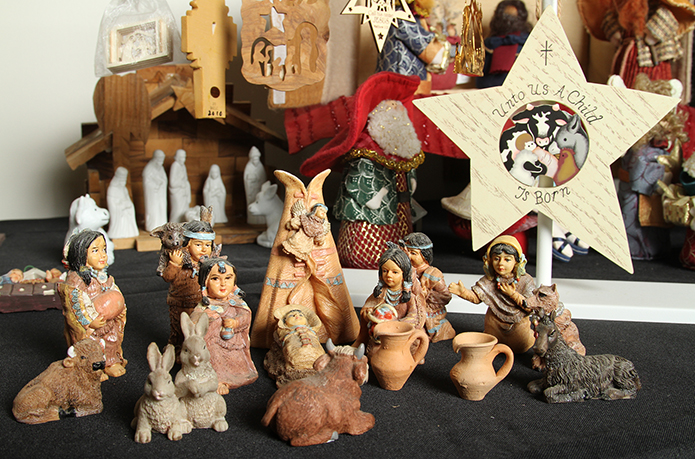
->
[0,1,247,221]
[0,0,591,222]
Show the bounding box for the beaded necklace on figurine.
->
[385,288,403,306]
[496,276,519,290]
[80,266,109,289]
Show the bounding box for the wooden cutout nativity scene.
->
[6,0,695,450]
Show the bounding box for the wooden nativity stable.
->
[64,64,287,248]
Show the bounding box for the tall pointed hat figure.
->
[250,170,360,348]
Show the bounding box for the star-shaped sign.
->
[414,9,678,273]
[341,0,414,52]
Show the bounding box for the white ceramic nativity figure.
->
[169,149,192,223]
[107,167,139,239]
[142,149,168,232]
[203,164,228,225]
[244,146,267,225]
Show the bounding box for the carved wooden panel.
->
[241,0,329,92]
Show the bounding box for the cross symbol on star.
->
[414,9,678,273]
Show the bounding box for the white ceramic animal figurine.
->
[65,194,114,266]
[175,313,228,432]
[248,181,282,248]
[132,343,191,443]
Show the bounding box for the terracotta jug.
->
[368,321,429,391]
[450,332,514,401]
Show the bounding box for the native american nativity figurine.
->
[190,258,258,394]
[264,304,326,387]
[132,343,191,443]
[261,341,374,446]
[13,339,106,424]
[58,230,127,379]
[155,207,221,355]
[65,194,115,266]
[175,312,228,432]
[528,310,641,403]
[449,235,535,353]
[352,242,429,390]
[250,170,359,348]
[354,242,426,353]
[400,232,455,342]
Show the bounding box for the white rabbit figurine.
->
[132,343,191,443]
[175,312,228,432]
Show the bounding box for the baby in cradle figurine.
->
[189,258,258,394]
[400,232,454,342]
[58,230,127,379]
[264,304,326,387]
[449,235,535,353]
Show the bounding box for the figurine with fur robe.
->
[190,258,258,394]
[449,235,535,353]
[58,230,127,379]
[160,208,220,355]
[282,202,330,262]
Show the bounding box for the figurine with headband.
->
[449,235,535,353]
[400,232,454,342]
[161,208,220,356]
[354,242,426,353]
[58,229,127,379]
[189,257,257,394]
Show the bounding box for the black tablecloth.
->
[0,210,693,458]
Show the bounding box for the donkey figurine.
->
[528,310,641,403]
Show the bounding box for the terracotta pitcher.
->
[450,332,514,401]
[368,321,429,391]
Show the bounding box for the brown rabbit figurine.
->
[132,343,191,443]
[175,312,228,432]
